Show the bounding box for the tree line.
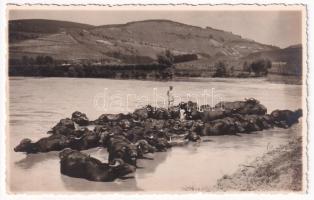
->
[213,58,272,78]
[157,50,198,66]
[9,55,55,66]
[9,60,173,80]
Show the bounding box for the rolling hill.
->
[9,19,279,65]
[9,19,94,43]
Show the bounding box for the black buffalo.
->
[270,109,302,128]
[71,111,89,126]
[59,149,135,182]
[47,118,75,136]
[215,98,267,115]
[107,135,139,166]
[14,134,71,154]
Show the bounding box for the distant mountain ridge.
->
[9,19,279,64]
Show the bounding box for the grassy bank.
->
[183,136,303,192]
[214,136,303,192]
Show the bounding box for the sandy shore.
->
[213,136,303,192]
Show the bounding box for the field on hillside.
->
[9,19,277,64]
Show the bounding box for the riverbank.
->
[183,136,303,192]
[214,136,303,192]
[267,74,302,85]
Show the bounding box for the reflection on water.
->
[8,77,303,192]
[60,170,143,192]
[14,151,59,170]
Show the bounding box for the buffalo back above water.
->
[59,149,135,182]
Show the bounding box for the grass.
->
[183,136,304,192]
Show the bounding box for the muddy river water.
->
[8,77,303,192]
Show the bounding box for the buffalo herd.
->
[14,98,303,182]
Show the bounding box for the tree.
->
[28,57,35,65]
[242,61,251,73]
[250,58,272,77]
[22,56,30,65]
[213,61,227,77]
[229,66,235,76]
[157,50,174,66]
[36,56,45,65]
[44,56,54,64]
[68,66,78,77]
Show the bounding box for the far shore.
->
[8,74,302,85]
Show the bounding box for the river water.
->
[7,77,303,193]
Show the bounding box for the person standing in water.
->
[167,86,174,108]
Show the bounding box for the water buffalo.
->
[135,140,156,158]
[168,105,181,119]
[47,118,75,136]
[59,149,136,182]
[152,107,172,120]
[240,115,263,132]
[125,126,146,143]
[270,109,302,128]
[133,105,154,120]
[105,114,123,123]
[260,114,275,129]
[107,135,139,166]
[92,114,109,125]
[215,98,267,115]
[119,119,133,130]
[179,101,200,120]
[71,111,89,126]
[14,134,71,154]
[94,126,114,147]
[185,131,201,142]
[253,114,274,130]
[147,137,171,152]
[93,113,130,125]
[67,129,101,150]
[14,128,102,154]
[199,104,212,112]
[190,120,205,135]
[143,118,165,130]
[203,117,240,136]
[132,127,171,152]
[200,108,236,122]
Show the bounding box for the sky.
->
[9,10,302,48]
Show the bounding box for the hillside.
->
[9,19,278,65]
[9,19,94,43]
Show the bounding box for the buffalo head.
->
[14,138,34,153]
[135,140,156,155]
[295,109,303,118]
[109,158,136,179]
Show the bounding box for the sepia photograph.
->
[5,4,307,193]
